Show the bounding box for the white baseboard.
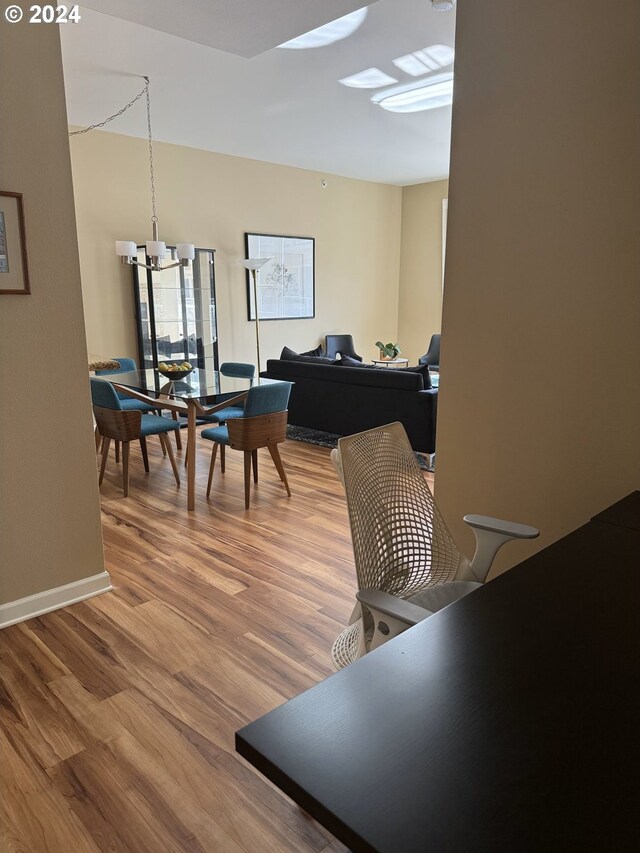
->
[0,571,112,629]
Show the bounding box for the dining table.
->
[107,359,281,511]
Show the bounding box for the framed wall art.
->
[0,191,30,295]
[245,233,315,320]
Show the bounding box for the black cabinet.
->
[132,246,219,370]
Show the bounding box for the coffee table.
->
[371,357,409,368]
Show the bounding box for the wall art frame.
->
[0,191,30,295]
[245,232,315,320]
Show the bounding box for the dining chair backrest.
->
[243,382,292,418]
[95,357,139,401]
[90,378,123,411]
[220,362,256,379]
[95,357,136,376]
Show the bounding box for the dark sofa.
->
[261,359,437,453]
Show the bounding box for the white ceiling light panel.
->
[371,72,454,113]
[339,68,398,88]
[392,44,455,76]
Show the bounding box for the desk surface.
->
[236,494,640,852]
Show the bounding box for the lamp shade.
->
[177,243,195,260]
[239,257,271,271]
[115,240,137,257]
[146,240,167,258]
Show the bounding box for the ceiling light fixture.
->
[393,44,455,76]
[115,77,194,271]
[431,0,456,11]
[339,68,398,89]
[278,8,367,49]
[371,72,454,113]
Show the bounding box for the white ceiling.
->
[79,0,369,58]
[61,0,455,185]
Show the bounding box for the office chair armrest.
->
[461,515,539,583]
[356,589,432,651]
[330,447,345,485]
[463,515,539,540]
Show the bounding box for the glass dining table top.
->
[105,361,280,402]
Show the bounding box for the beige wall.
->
[397,179,448,363]
[0,21,106,604]
[70,131,402,367]
[436,0,640,572]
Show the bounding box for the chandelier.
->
[115,77,194,272]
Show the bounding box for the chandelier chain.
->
[145,78,158,224]
[68,77,149,136]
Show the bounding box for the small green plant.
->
[375,341,401,359]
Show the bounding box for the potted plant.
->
[375,341,401,360]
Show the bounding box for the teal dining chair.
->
[90,378,181,497]
[182,362,257,468]
[95,358,158,413]
[95,356,181,453]
[202,362,256,423]
[201,381,292,509]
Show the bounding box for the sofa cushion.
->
[265,358,424,391]
[339,356,431,388]
[280,346,337,365]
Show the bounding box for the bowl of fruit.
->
[157,361,194,381]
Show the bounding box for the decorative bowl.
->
[156,365,194,381]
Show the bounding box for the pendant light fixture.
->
[115,77,194,271]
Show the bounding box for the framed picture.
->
[245,233,315,320]
[0,191,30,295]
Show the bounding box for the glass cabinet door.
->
[133,247,218,370]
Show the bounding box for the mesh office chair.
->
[330,422,538,669]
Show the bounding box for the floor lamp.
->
[240,257,271,373]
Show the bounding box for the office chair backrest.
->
[336,422,461,598]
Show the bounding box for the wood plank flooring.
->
[1,432,433,852]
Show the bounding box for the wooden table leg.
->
[187,402,197,511]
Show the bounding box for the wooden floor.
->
[1,432,433,852]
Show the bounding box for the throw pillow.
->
[396,363,432,388]
[280,346,300,360]
[300,345,325,358]
[279,346,338,365]
[339,355,368,368]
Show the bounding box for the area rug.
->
[286,425,435,472]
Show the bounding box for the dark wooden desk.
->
[236,493,640,852]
